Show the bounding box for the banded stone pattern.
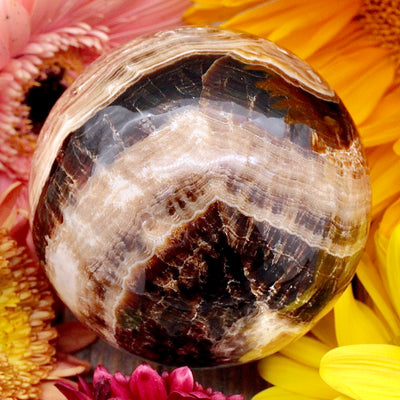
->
[30,27,371,367]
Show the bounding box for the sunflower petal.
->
[258,354,339,399]
[385,225,400,320]
[252,386,320,400]
[310,311,337,348]
[320,344,400,400]
[312,46,396,125]
[356,253,400,338]
[379,198,400,239]
[359,85,400,147]
[222,0,311,37]
[277,3,358,60]
[368,144,400,217]
[184,1,262,25]
[279,335,331,368]
[334,286,391,346]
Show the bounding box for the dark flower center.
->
[24,69,68,135]
[359,0,400,72]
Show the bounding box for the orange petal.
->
[359,85,400,147]
[56,321,98,353]
[41,380,77,400]
[222,0,313,37]
[184,0,262,25]
[367,144,400,217]
[0,181,23,228]
[277,1,360,60]
[47,353,91,380]
[313,46,396,125]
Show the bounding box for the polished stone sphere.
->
[29,27,371,367]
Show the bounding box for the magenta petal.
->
[226,395,245,400]
[92,366,113,400]
[167,391,194,400]
[55,381,93,400]
[78,376,94,397]
[93,365,113,385]
[168,367,194,393]
[129,364,168,400]
[190,391,212,400]
[110,371,132,399]
[210,393,226,400]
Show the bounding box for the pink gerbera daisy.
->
[0,0,190,184]
[0,2,189,398]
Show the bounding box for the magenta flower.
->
[56,364,245,400]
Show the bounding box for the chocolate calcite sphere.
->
[29,27,371,367]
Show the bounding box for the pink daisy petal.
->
[28,0,93,34]
[107,0,191,44]
[0,0,188,184]
[0,0,30,67]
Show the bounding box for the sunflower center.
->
[359,0,400,70]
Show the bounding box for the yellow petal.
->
[386,225,400,320]
[312,46,396,126]
[222,0,330,38]
[311,311,338,348]
[275,0,360,59]
[184,0,263,24]
[367,144,400,218]
[379,198,400,240]
[258,354,339,399]
[359,85,400,147]
[356,253,400,338]
[375,229,391,290]
[280,335,331,368]
[253,386,321,400]
[320,344,400,400]
[334,286,391,346]
[393,139,400,156]
[334,397,353,400]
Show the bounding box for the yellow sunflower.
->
[185,1,400,399]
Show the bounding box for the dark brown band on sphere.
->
[33,54,359,257]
